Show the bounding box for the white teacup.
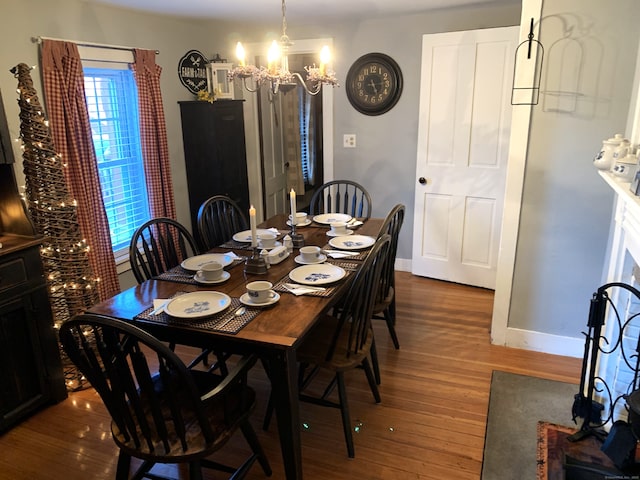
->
[289,212,308,224]
[330,221,348,235]
[246,281,275,304]
[300,246,322,263]
[197,261,223,281]
[258,232,277,249]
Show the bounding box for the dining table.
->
[88,213,383,480]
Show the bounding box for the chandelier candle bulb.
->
[235,42,246,67]
[320,46,330,76]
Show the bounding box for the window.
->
[83,66,149,254]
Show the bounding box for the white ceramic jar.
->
[594,134,624,170]
[612,151,638,182]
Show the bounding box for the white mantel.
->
[600,171,640,283]
[597,170,640,421]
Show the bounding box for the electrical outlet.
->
[343,134,356,148]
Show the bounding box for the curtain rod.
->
[31,36,159,54]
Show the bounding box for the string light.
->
[11,62,100,392]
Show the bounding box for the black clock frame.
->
[345,52,403,116]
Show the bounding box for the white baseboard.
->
[395,257,411,272]
[499,327,584,358]
[398,258,583,358]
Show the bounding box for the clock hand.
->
[369,79,378,94]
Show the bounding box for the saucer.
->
[286,219,312,227]
[193,271,230,284]
[326,229,354,237]
[294,254,327,265]
[240,291,280,307]
[258,241,283,250]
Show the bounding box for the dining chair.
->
[197,195,249,251]
[264,234,391,458]
[129,217,222,371]
[369,204,405,385]
[58,313,272,480]
[309,180,372,220]
[129,217,200,284]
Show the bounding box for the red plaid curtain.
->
[132,49,176,220]
[40,40,120,301]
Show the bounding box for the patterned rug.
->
[536,421,622,480]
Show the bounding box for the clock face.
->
[346,53,403,115]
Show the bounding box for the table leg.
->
[266,348,303,480]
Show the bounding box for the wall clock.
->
[346,52,403,116]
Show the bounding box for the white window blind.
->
[83,65,149,254]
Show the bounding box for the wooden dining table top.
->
[89,214,383,353]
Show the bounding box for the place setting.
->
[239,280,280,307]
[134,290,263,334]
[286,211,312,227]
[274,262,349,296]
[294,245,327,265]
[153,252,242,284]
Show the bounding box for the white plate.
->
[288,264,346,285]
[232,229,277,243]
[328,235,376,250]
[181,253,234,271]
[193,271,230,284]
[286,219,312,227]
[326,229,354,237]
[240,291,280,307]
[165,291,231,319]
[294,254,327,265]
[312,213,353,225]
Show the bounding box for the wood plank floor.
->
[0,273,582,479]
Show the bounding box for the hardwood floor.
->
[0,272,581,479]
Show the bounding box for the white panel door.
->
[260,90,288,218]
[412,26,518,289]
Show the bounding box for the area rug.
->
[536,421,621,480]
[481,371,578,480]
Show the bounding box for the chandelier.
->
[229,0,338,96]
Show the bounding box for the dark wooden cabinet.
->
[179,100,250,232]
[0,89,66,432]
[0,238,67,432]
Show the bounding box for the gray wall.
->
[509,0,640,338]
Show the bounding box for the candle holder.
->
[244,247,268,275]
[289,224,305,248]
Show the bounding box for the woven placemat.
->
[324,260,360,271]
[134,293,261,334]
[322,246,370,261]
[154,257,246,285]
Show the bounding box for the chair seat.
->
[113,369,256,462]
[373,285,394,314]
[297,314,374,371]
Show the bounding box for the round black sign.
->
[178,50,208,94]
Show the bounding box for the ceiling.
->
[84,0,515,23]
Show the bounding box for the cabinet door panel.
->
[0,294,48,429]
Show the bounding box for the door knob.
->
[285,162,290,168]
[418,177,427,185]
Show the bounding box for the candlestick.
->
[290,189,297,226]
[249,205,257,248]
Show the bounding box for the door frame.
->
[241,38,334,222]
[490,0,542,345]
